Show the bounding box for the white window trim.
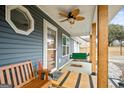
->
[62,34,70,57]
[6,5,34,35]
[43,19,58,72]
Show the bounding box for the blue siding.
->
[0,6,43,67]
[70,38,74,54]
[57,30,74,68]
[0,5,73,69]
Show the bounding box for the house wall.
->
[0,6,43,68]
[57,32,74,69]
[74,41,80,53]
[0,5,74,69]
[70,38,74,54]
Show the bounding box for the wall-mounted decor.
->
[6,5,34,35]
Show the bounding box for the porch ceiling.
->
[71,5,123,44]
[38,5,96,36]
[38,5,123,37]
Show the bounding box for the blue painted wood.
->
[0,43,42,49]
[0,49,42,54]
[70,38,74,54]
[0,31,42,40]
[0,26,42,38]
[0,5,74,69]
[0,38,42,45]
[0,6,43,67]
[0,53,42,60]
[0,57,42,66]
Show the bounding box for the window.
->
[62,34,70,56]
[6,5,34,35]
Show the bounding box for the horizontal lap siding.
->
[0,5,71,69]
[57,29,71,68]
[27,6,71,68]
[0,6,43,67]
[70,38,74,54]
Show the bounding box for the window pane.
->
[11,8,30,31]
[62,35,66,45]
[63,46,66,56]
[67,38,69,54]
[66,38,70,45]
[47,27,56,49]
[47,50,56,70]
[67,46,69,54]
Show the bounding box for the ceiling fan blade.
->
[59,12,68,17]
[71,8,80,17]
[75,16,85,21]
[60,18,68,22]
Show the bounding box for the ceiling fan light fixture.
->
[59,8,84,25]
[68,18,75,24]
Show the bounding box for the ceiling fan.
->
[59,8,85,25]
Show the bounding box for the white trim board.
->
[5,5,34,35]
[62,34,70,57]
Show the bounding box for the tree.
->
[109,24,124,55]
[108,24,117,46]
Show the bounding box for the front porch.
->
[51,59,120,88]
[0,5,123,88]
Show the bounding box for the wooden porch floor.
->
[51,61,119,88]
[52,70,97,88]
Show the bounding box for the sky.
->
[110,7,124,26]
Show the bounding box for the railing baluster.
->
[11,66,17,87]
[28,63,32,79]
[24,64,29,81]
[20,65,26,82]
[6,69,12,85]
[30,63,34,77]
[0,69,5,84]
[16,66,22,84]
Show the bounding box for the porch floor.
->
[61,61,92,74]
[51,61,97,88]
[52,70,97,88]
[51,60,120,88]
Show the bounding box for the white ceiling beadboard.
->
[38,5,123,44]
[38,5,96,36]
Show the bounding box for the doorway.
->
[43,20,57,72]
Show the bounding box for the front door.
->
[43,20,57,72]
